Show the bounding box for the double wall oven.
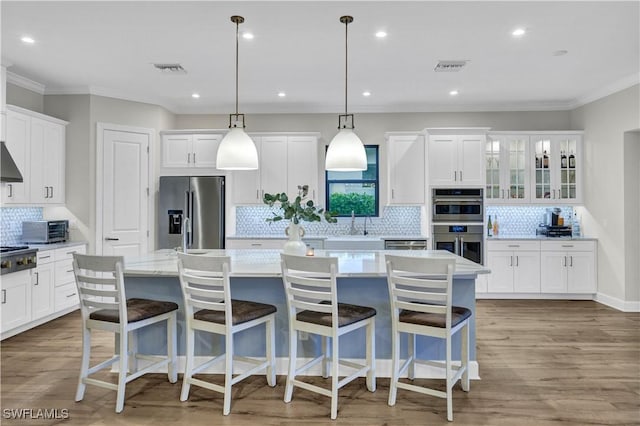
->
[432,188,484,265]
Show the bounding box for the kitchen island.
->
[122,249,488,378]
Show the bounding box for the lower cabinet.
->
[540,241,596,293]
[32,252,55,321]
[487,241,541,293]
[1,270,32,333]
[226,238,325,250]
[484,239,597,296]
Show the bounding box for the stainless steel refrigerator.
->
[157,176,225,250]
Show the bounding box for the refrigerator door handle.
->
[190,191,195,246]
[454,236,460,255]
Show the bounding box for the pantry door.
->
[97,123,152,256]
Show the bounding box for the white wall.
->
[624,130,640,302]
[6,82,43,113]
[570,84,640,306]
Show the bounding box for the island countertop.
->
[124,249,489,278]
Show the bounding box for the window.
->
[325,145,379,217]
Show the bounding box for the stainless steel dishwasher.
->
[384,239,429,250]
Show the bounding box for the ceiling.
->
[2,1,638,114]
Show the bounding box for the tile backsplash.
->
[485,205,574,237]
[0,207,43,245]
[235,206,422,236]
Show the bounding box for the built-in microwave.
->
[21,220,69,243]
[432,188,484,222]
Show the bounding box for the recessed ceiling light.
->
[553,50,568,56]
[277,92,286,97]
[192,93,200,99]
[21,36,35,44]
[362,91,371,97]
[512,28,526,37]
[449,90,459,96]
[375,31,387,38]
[242,32,254,40]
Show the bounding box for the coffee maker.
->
[545,208,562,226]
[537,208,572,237]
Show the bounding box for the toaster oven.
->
[21,220,69,243]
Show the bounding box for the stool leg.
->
[388,328,399,406]
[408,333,416,380]
[128,330,138,374]
[322,335,330,378]
[461,322,470,392]
[180,325,194,401]
[115,330,129,413]
[223,332,233,415]
[266,316,276,387]
[366,318,376,392]
[446,334,453,422]
[167,313,178,383]
[330,334,340,420]
[75,324,91,402]
[284,324,297,403]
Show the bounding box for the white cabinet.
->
[487,240,541,293]
[233,133,319,205]
[161,132,222,169]
[2,106,67,205]
[485,134,531,204]
[426,129,487,187]
[1,270,32,333]
[32,251,55,321]
[53,245,86,310]
[386,133,425,204]
[530,133,583,204]
[540,240,596,293]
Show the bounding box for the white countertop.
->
[227,235,429,241]
[27,241,88,251]
[487,236,597,241]
[124,249,487,278]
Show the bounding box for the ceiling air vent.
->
[153,63,187,74]
[434,60,468,72]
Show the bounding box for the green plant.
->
[263,185,337,225]
[329,192,375,216]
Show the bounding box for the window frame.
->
[324,145,380,217]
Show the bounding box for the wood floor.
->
[1,300,639,425]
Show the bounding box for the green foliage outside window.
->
[329,192,375,216]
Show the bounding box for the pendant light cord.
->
[235,18,240,117]
[344,18,348,117]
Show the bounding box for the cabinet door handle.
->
[50,186,54,198]
[2,289,6,304]
[515,256,519,267]
[66,293,77,298]
[563,256,566,267]
[187,153,191,163]
[256,189,259,199]
[7,184,12,198]
[460,170,463,181]
[569,256,573,267]
[313,189,316,199]
[454,171,457,181]
[45,186,49,198]
[34,272,39,285]
[193,152,196,163]
[552,189,556,199]
[391,189,395,199]
[509,256,513,267]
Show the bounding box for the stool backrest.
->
[178,253,232,326]
[280,254,338,323]
[72,253,127,324]
[385,255,455,328]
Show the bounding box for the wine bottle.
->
[543,151,549,168]
[493,215,499,236]
[569,150,575,168]
[536,155,541,169]
[487,215,493,237]
[561,150,567,168]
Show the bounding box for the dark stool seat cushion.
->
[194,299,277,325]
[297,302,376,328]
[90,298,178,323]
[399,306,471,328]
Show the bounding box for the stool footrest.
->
[397,381,447,399]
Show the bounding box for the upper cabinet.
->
[386,132,425,204]
[426,128,488,187]
[485,134,531,204]
[2,106,67,205]
[161,131,222,169]
[486,132,583,205]
[232,133,319,205]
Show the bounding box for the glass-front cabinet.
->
[486,134,530,204]
[530,134,582,204]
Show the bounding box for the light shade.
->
[216,128,259,170]
[325,129,367,171]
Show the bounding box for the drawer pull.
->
[1,289,6,304]
[67,269,74,273]
[40,255,51,259]
[66,293,77,298]
[561,245,574,248]
[250,243,262,247]
[34,272,39,285]
[507,245,520,248]
[66,251,76,255]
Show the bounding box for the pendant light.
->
[325,15,367,172]
[216,15,259,170]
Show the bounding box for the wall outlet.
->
[299,331,309,341]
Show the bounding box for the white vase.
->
[283,222,307,255]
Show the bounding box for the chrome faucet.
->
[363,216,373,236]
[182,216,190,253]
[349,210,358,235]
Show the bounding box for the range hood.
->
[0,141,23,182]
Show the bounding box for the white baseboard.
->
[114,356,481,380]
[476,293,593,300]
[1,305,79,341]
[595,292,640,312]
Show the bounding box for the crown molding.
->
[6,71,45,94]
[570,73,640,109]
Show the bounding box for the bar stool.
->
[280,253,376,420]
[385,254,471,422]
[177,253,276,415]
[72,253,178,413]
